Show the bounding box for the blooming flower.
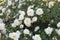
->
[44,27,53,36]
[32,34,41,40]
[55,29,60,36]
[2,8,6,13]
[48,1,54,8]
[36,8,43,15]
[7,0,12,6]
[58,0,60,2]
[20,24,24,28]
[24,18,31,27]
[2,28,6,34]
[19,10,25,16]
[11,23,16,27]
[23,29,30,34]
[34,26,40,32]
[27,9,34,16]
[0,23,5,30]
[13,19,20,26]
[32,17,37,23]
[11,19,22,27]
[19,15,24,20]
[57,22,60,28]
[9,31,21,40]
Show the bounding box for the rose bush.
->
[0,0,60,40]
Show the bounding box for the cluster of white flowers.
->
[11,19,22,27]
[0,0,60,40]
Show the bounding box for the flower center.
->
[12,35,16,38]
[48,29,51,33]
[29,11,32,13]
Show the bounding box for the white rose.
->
[56,29,60,36]
[2,8,6,13]
[19,15,24,21]
[32,17,37,23]
[24,18,31,27]
[32,34,41,40]
[27,9,34,16]
[11,23,16,27]
[58,0,60,2]
[48,1,54,8]
[11,19,22,27]
[9,31,21,40]
[57,22,60,28]
[36,8,43,15]
[8,0,12,6]
[20,24,24,28]
[7,9,11,13]
[6,9,11,16]
[44,27,53,36]
[23,29,30,34]
[34,26,39,32]
[2,28,6,34]
[0,23,5,30]
[14,19,20,26]
[19,10,25,16]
